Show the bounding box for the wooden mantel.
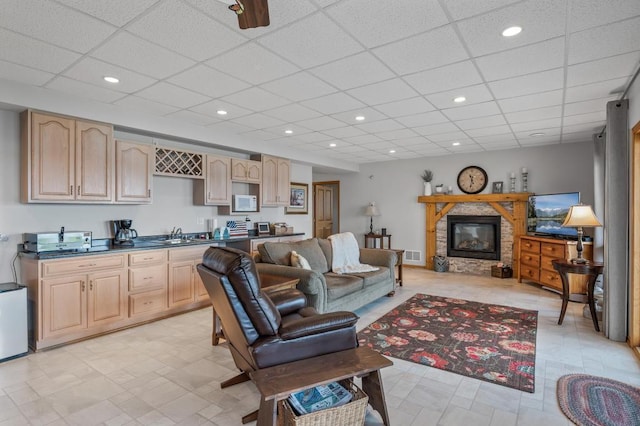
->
[417,193,530,273]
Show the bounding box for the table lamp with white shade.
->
[561,204,602,264]
[365,202,380,235]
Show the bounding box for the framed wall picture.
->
[492,181,504,194]
[286,182,308,214]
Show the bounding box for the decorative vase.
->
[424,182,432,196]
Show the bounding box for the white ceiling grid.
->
[0,0,638,164]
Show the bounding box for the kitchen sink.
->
[159,239,185,244]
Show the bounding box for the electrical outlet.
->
[196,217,204,225]
[0,233,9,242]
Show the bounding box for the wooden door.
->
[206,155,232,205]
[87,269,126,328]
[231,159,249,181]
[261,155,278,205]
[315,185,334,239]
[115,140,153,203]
[31,112,75,201]
[246,160,262,183]
[42,275,86,338]
[168,261,195,307]
[276,158,290,205]
[76,121,113,202]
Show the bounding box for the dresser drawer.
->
[520,252,540,268]
[129,250,166,266]
[129,264,167,293]
[129,289,167,317]
[540,255,562,272]
[539,270,562,290]
[42,254,125,277]
[520,239,541,253]
[520,265,540,281]
[169,246,208,262]
[541,242,565,258]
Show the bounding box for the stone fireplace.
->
[447,215,501,261]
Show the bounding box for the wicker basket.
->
[491,265,513,278]
[279,380,368,426]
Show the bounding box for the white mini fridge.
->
[0,283,28,361]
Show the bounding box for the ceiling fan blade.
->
[237,0,270,29]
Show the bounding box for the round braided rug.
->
[557,374,640,426]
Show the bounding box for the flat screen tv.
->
[527,192,580,239]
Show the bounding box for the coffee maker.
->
[113,219,138,246]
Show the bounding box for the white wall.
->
[0,109,312,282]
[629,73,640,128]
[314,142,594,266]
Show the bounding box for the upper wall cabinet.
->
[256,155,290,206]
[193,154,232,206]
[231,158,261,183]
[115,140,153,204]
[21,111,114,203]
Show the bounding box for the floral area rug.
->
[358,293,538,392]
[557,374,640,426]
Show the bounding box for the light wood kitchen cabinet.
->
[193,154,232,205]
[21,110,114,203]
[116,140,153,203]
[257,155,290,206]
[231,158,262,183]
[169,246,210,308]
[128,250,167,317]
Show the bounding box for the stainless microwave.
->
[233,194,258,212]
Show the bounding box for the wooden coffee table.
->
[250,346,393,426]
[210,274,300,345]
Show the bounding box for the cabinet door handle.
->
[81,281,85,291]
[89,280,93,291]
[148,189,151,197]
[77,185,80,196]
[79,263,97,268]
[70,185,73,195]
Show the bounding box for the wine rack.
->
[155,147,204,178]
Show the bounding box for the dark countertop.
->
[19,233,305,260]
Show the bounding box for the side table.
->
[392,249,404,287]
[551,259,604,331]
[365,233,391,249]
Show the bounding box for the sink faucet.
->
[170,227,183,239]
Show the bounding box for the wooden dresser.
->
[517,235,593,295]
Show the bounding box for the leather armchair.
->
[197,246,359,423]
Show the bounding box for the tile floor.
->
[1,268,639,425]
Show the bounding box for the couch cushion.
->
[260,238,329,273]
[351,266,391,287]
[324,273,363,300]
[317,238,333,266]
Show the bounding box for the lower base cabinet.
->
[169,246,209,308]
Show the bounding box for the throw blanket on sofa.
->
[328,232,379,274]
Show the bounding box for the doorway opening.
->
[313,181,340,238]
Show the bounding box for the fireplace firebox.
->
[447,215,501,260]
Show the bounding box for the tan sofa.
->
[254,237,396,313]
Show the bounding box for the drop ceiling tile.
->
[221,87,290,112]
[114,95,181,116]
[510,118,562,132]
[91,32,195,79]
[466,125,513,138]
[127,0,246,61]
[238,129,281,141]
[261,72,337,102]
[373,26,469,75]
[0,0,116,53]
[206,43,299,85]
[331,108,388,125]
[564,97,617,116]
[410,144,449,155]
[207,120,255,134]
[135,82,210,109]
[357,140,397,149]
[403,61,483,95]
[376,128,418,141]
[426,84,494,109]
[513,127,561,139]
[261,124,312,138]
[396,111,450,128]
[489,69,564,99]
[63,57,156,93]
[456,0,566,57]
[374,97,435,118]
[294,132,334,143]
[481,141,521,150]
[230,113,286,130]
[498,90,564,113]
[567,52,640,87]
[332,145,367,154]
[413,122,460,136]
[561,122,604,134]
[392,136,430,147]
[456,114,507,130]
[441,101,501,121]
[297,116,346,131]
[327,0,448,48]
[258,14,363,68]
[45,76,125,103]
[263,103,322,122]
[563,111,606,126]
[474,133,519,143]
[429,131,469,143]
[355,119,404,134]
[301,93,365,115]
[505,106,563,124]
[475,38,565,81]
[168,65,250,98]
[56,0,158,26]
[443,0,521,20]
[343,134,383,145]
[569,0,640,33]
[347,79,418,106]
[165,110,219,126]
[518,137,558,147]
[564,77,629,103]
[0,60,53,86]
[0,28,81,73]
[442,141,482,152]
[322,126,366,139]
[190,100,253,119]
[309,52,394,91]
[568,16,640,64]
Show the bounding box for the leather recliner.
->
[197,246,359,423]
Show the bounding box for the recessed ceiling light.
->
[453,96,466,103]
[389,149,396,154]
[103,76,119,84]
[285,129,293,134]
[217,110,227,115]
[529,132,545,137]
[329,143,337,147]
[502,26,522,37]
[452,142,461,146]
[355,115,365,121]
